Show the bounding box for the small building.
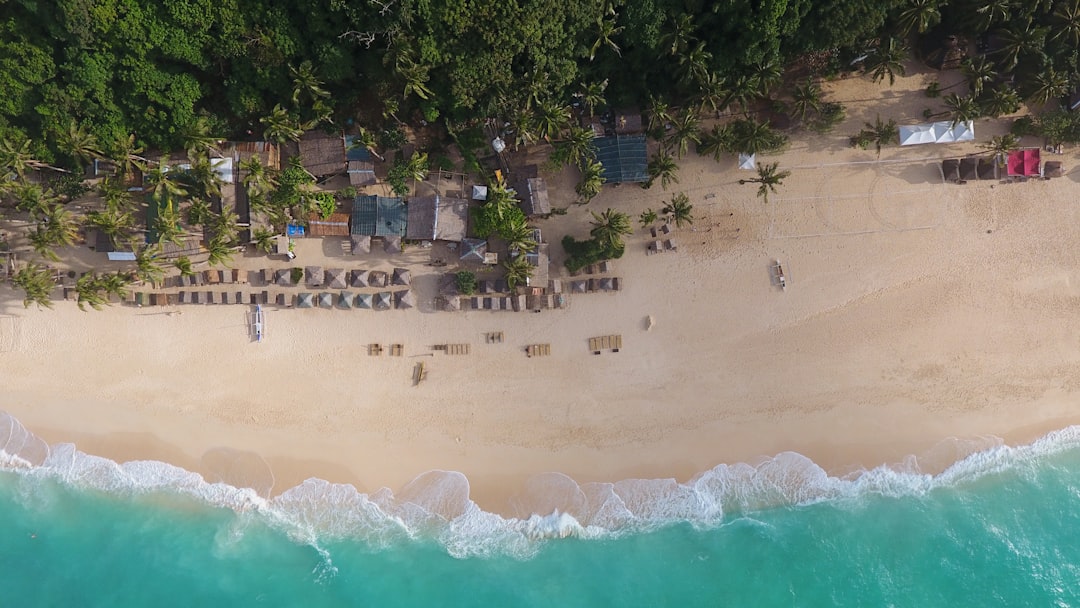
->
[592,135,648,184]
[351,195,407,237]
[298,131,346,177]
[344,136,376,186]
[307,212,351,237]
[613,111,643,135]
[405,195,469,242]
[521,177,550,217]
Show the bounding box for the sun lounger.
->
[206,270,222,285]
[368,343,383,356]
[588,335,623,354]
[663,239,677,252]
[192,291,203,304]
[389,344,404,356]
[526,344,551,357]
[179,291,190,304]
[206,291,216,304]
[486,332,504,344]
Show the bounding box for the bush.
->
[562,235,624,273]
[379,126,407,150]
[291,267,304,284]
[925,82,941,98]
[337,186,357,199]
[808,102,845,134]
[387,157,410,196]
[51,174,91,200]
[313,191,336,219]
[455,270,477,295]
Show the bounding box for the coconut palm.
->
[865,38,908,85]
[184,197,213,227]
[979,134,1020,158]
[676,41,712,88]
[144,158,188,204]
[995,23,1047,71]
[503,217,538,256]
[962,57,996,98]
[790,79,823,124]
[855,115,900,157]
[12,182,58,215]
[74,273,110,311]
[554,125,596,168]
[723,75,760,115]
[1027,68,1070,105]
[980,86,1021,117]
[639,208,659,229]
[646,150,679,190]
[132,243,166,284]
[174,256,195,277]
[1051,0,1080,47]
[12,263,55,309]
[152,202,185,247]
[646,96,673,137]
[728,118,786,155]
[240,157,278,206]
[260,105,304,144]
[589,208,633,250]
[251,227,275,253]
[739,162,791,204]
[660,12,696,57]
[110,134,148,177]
[506,108,538,150]
[943,93,981,126]
[34,202,80,254]
[183,155,223,201]
[664,111,701,159]
[349,126,384,161]
[895,0,941,36]
[97,271,132,301]
[211,209,241,247]
[576,80,608,116]
[0,136,36,180]
[589,16,622,60]
[56,120,103,171]
[290,60,330,105]
[534,99,570,142]
[661,193,694,228]
[748,58,783,98]
[695,72,730,116]
[205,236,235,267]
[975,0,1012,30]
[180,116,223,159]
[575,158,606,204]
[395,51,434,101]
[85,206,136,249]
[696,124,729,161]
[503,255,535,290]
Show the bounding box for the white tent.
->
[211,157,234,183]
[898,121,975,146]
[472,185,488,201]
[738,153,757,170]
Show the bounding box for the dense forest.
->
[3,0,1076,164]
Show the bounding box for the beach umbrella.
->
[383,236,402,253]
[296,292,314,308]
[598,277,614,291]
[350,270,369,288]
[570,280,588,294]
[338,291,354,309]
[374,292,392,310]
[356,293,372,309]
[369,270,388,287]
[305,266,324,287]
[326,268,347,289]
[392,267,412,286]
[395,290,416,309]
[275,269,292,286]
[351,235,371,254]
[317,292,334,308]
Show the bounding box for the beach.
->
[3,66,1080,517]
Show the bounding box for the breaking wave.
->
[2,410,1079,559]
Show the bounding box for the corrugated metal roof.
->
[351,195,406,237]
[592,135,648,183]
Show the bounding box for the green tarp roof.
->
[351,195,406,237]
[592,135,648,184]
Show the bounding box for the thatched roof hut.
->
[356,293,372,309]
[350,269,369,288]
[374,292,392,310]
[395,290,416,309]
[351,235,371,254]
[298,131,346,177]
[317,292,334,308]
[391,267,411,286]
[598,277,615,291]
[325,268,347,289]
[296,292,314,308]
[384,236,402,253]
[338,291,354,309]
[570,280,588,294]
[307,212,351,237]
[305,266,324,287]
[276,269,293,286]
[368,270,388,287]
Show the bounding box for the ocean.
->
[3,414,1080,607]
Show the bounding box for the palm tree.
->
[660,12,696,57]
[1027,68,1070,105]
[995,23,1046,71]
[1051,0,1080,47]
[576,159,606,204]
[696,124,729,161]
[211,210,241,247]
[739,162,791,204]
[676,41,712,88]
[723,75,760,114]
[576,80,608,116]
[646,150,679,190]
[503,217,538,255]
[405,152,429,183]
[729,118,785,155]
[110,133,148,177]
[503,255,535,290]
[855,115,900,157]
[144,158,188,204]
[895,0,942,36]
[962,57,996,98]
[646,96,672,138]
[694,72,729,116]
[865,38,908,85]
[979,134,1020,160]
[180,116,222,159]
[185,197,213,227]
[13,182,57,214]
[240,157,277,206]
[664,111,701,159]
[85,206,135,249]
[589,208,633,251]
[661,193,694,228]
[975,0,1012,31]
[56,120,103,171]
[35,202,80,253]
[251,227,275,253]
[589,16,622,60]
[98,271,132,301]
[12,263,55,309]
[506,108,538,150]
[98,178,135,212]
[748,58,783,98]
[152,202,185,247]
[260,105,304,144]
[943,93,981,126]
[639,208,659,229]
[290,60,330,105]
[174,256,195,277]
[74,273,109,311]
[28,225,61,261]
[132,243,166,285]
[349,127,384,161]
[980,86,1021,117]
[553,126,595,168]
[0,136,35,180]
[205,236,235,267]
[790,79,823,124]
[534,99,570,142]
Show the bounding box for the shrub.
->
[51,174,91,200]
[313,191,336,219]
[379,126,407,150]
[562,235,624,273]
[455,270,477,295]
[291,267,304,284]
[337,186,357,199]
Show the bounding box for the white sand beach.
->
[3,66,1080,515]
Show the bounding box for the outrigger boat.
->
[254,305,265,342]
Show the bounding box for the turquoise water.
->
[3,428,1080,606]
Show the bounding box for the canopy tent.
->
[460,238,488,263]
[350,270,369,288]
[356,293,372,309]
[941,159,960,182]
[899,121,975,146]
[338,291,354,309]
[1007,149,1041,176]
[296,293,314,308]
[472,185,488,201]
[738,153,757,170]
[373,292,392,310]
[317,292,334,308]
[395,290,416,309]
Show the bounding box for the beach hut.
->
[351,235,371,254]
[275,269,293,286]
[317,292,334,308]
[296,293,314,308]
[338,291,354,309]
[374,292,392,310]
[325,268,347,289]
[305,266,324,287]
[598,277,615,291]
[307,212,351,237]
[392,267,412,286]
[570,280,588,294]
[520,177,551,218]
[384,236,402,254]
[356,293,373,309]
[442,295,461,311]
[350,269,369,288]
[395,290,416,309]
[368,270,388,287]
[298,130,346,177]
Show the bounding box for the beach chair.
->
[774,262,786,290]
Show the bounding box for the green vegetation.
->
[455,271,477,296]
[738,163,791,205]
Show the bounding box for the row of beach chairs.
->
[162,269,248,288]
[568,277,622,294]
[455,294,568,312]
[257,267,411,289]
[647,239,678,255]
[570,261,614,276]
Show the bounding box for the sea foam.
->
[3,410,1080,558]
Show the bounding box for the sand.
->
[3,64,1080,515]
